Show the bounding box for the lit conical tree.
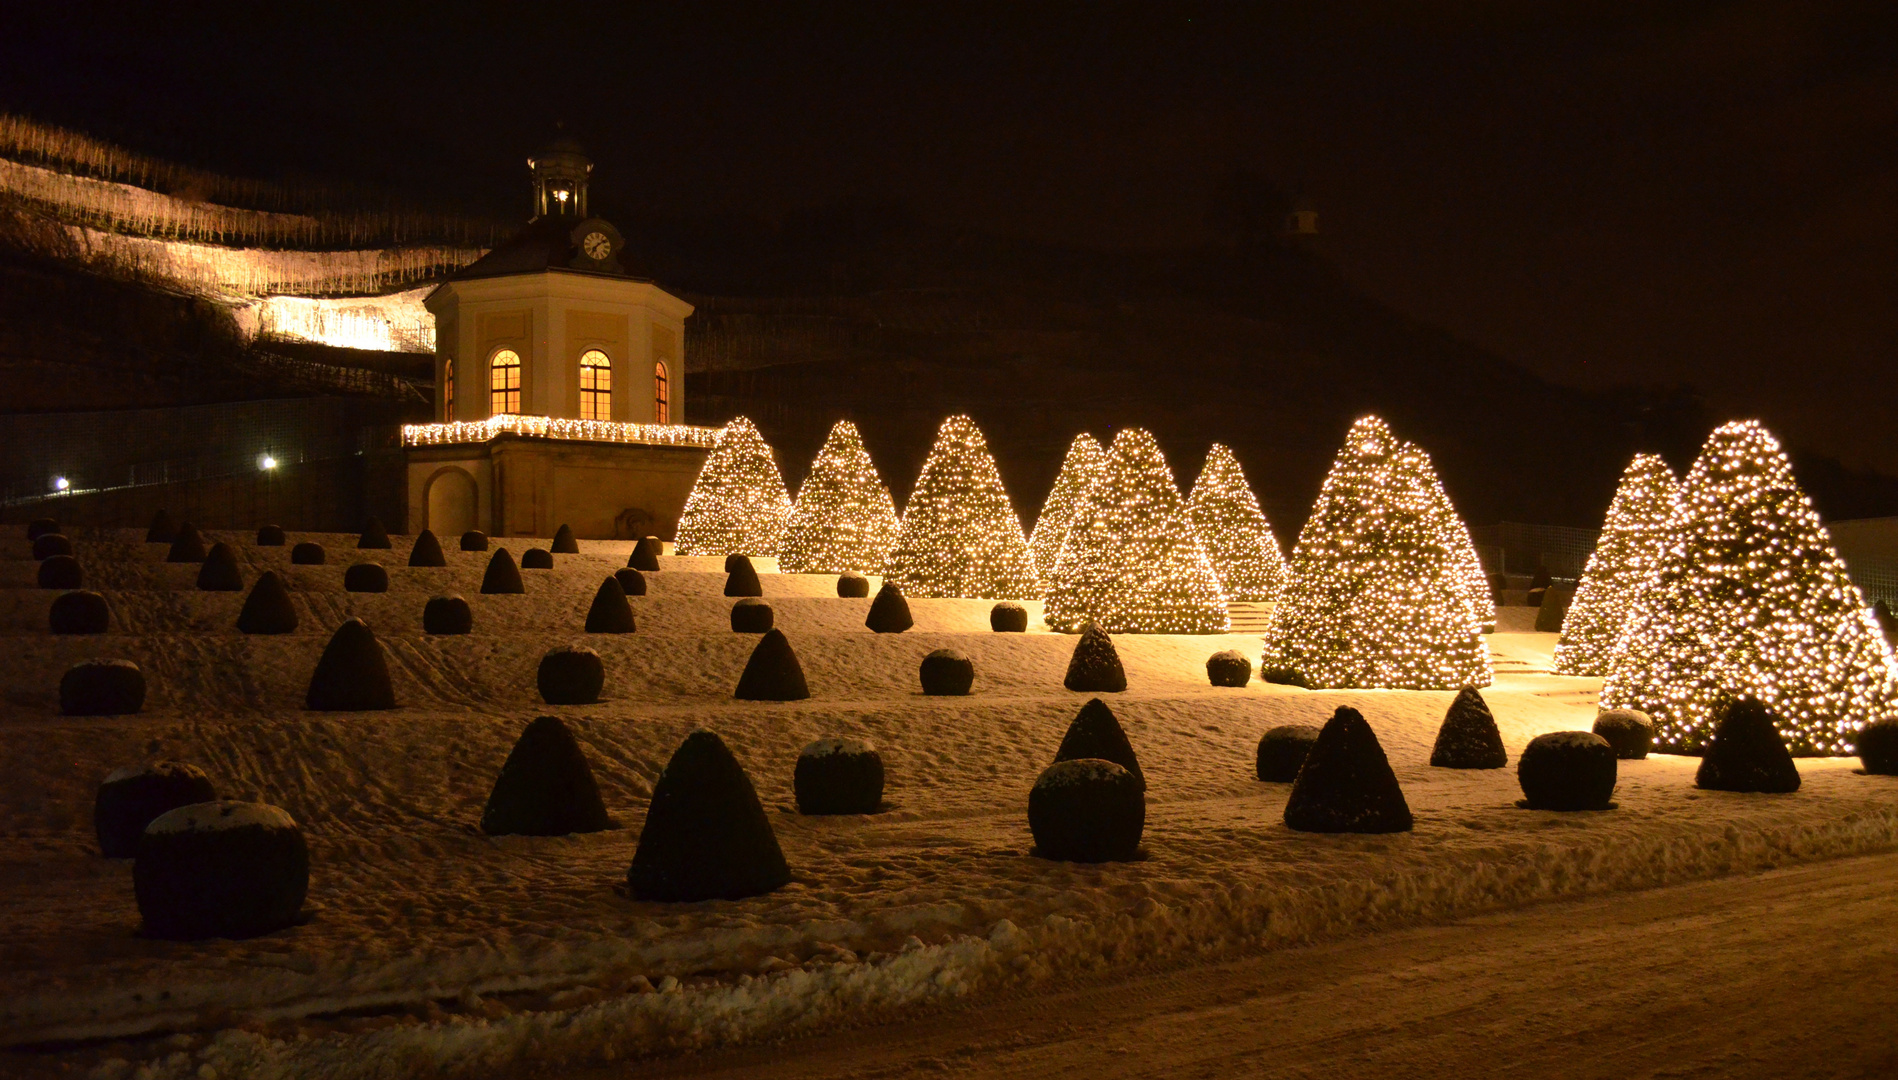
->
[778,420,902,575]
[1601,421,1898,754]
[675,416,793,557]
[1414,450,1496,634]
[1263,416,1493,689]
[1187,443,1287,603]
[882,415,1040,599]
[1045,428,1229,633]
[1028,433,1108,581]
[1552,454,1680,676]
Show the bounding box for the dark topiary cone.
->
[1858,718,1898,775]
[344,562,389,593]
[61,659,146,715]
[538,646,605,705]
[734,628,810,700]
[1517,731,1618,810]
[836,571,870,598]
[1206,649,1251,687]
[237,571,299,634]
[1054,698,1144,788]
[357,517,391,549]
[38,554,83,589]
[1029,759,1145,863]
[586,577,636,633]
[1260,666,1312,689]
[26,517,58,541]
[627,729,792,901]
[1283,706,1413,833]
[146,510,176,543]
[50,590,110,634]
[255,524,285,547]
[1535,585,1576,632]
[1530,566,1553,591]
[481,548,524,594]
[1874,599,1897,642]
[1697,697,1802,793]
[521,547,555,570]
[33,533,73,560]
[864,582,913,632]
[305,618,396,710]
[1430,687,1508,769]
[630,536,662,571]
[794,738,884,814]
[407,529,446,567]
[135,802,308,940]
[423,594,473,634]
[95,762,216,858]
[196,542,244,591]
[725,556,763,597]
[460,530,489,552]
[167,524,206,563]
[991,601,1028,632]
[552,524,579,554]
[1256,724,1322,782]
[480,716,611,836]
[1525,587,1548,608]
[1592,709,1654,760]
[1063,623,1126,693]
[290,542,326,565]
[730,597,774,633]
[920,648,974,694]
[615,567,648,595]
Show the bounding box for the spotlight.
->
[53,476,70,492]
[261,455,278,470]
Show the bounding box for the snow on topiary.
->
[1516,732,1618,811]
[1053,698,1144,788]
[627,729,791,901]
[675,416,792,558]
[990,601,1028,633]
[629,536,662,571]
[480,716,611,836]
[343,562,389,593]
[865,582,914,633]
[538,646,605,705]
[95,761,215,858]
[1592,708,1654,760]
[614,568,647,596]
[460,530,488,552]
[480,548,524,594]
[1028,759,1144,863]
[521,547,554,570]
[1429,686,1507,769]
[60,659,145,716]
[1283,706,1412,833]
[795,738,884,815]
[422,595,473,635]
[724,556,763,598]
[1027,433,1107,582]
[585,577,635,633]
[1063,623,1126,692]
[407,529,446,567]
[779,419,902,575]
[734,628,810,701]
[730,598,774,633]
[305,619,396,711]
[1553,455,1680,676]
[919,648,974,695]
[837,571,870,598]
[1695,697,1801,793]
[1206,649,1251,687]
[1256,724,1320,782]
[883,415,1040,600]
[1186,443,1288,603]
[135,801,307,940]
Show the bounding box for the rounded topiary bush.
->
[629,536,662,571]
[538,646,605,705]
[422,594,473,635]
[60,659,146,716]
[146,510,175,544]
[237,571,298,634]
[919,648,974,695]
[357,517,391,550]
[1260,667,1312,689]
[290,542,326,566]
[551,524,579,554]
[614,567,647,596]
[305,618,396,710]
[794,738,884,815]
[1697,697,1801,793]
[865,582,913,633]
[1054,698,1143,788]
[407,529,446,567]
[50,590,110,634]
[196,542,244,591]
[460,530,489,552]
[38,554,83,589]
[1028,759,1145,863]
[255,524,285,547]
[1063,623,1125,693]
[1256,724,1321,782]
[135,801,308,940]
[730,597,774,633]
[1592,709,1654,760]
[1283,706,1413,833]
[95,761,216,858]
[33,533,73,560]
[836,571,870,598]
[167,525,207,563]
[26,518,59,541]
[1518,731,1618,810]
[343,562,389,593]
[521,547,555,570]
[1429,686,1507,769]
[481,548,524,594]
[734,628,810,701]
[1206,649,1251,687]
[724,556,763,598]
[586,577,636,633]
[990,601,1028,633]
[627,729,791,901]
[480,716,611,836]
[1857,718,1898,775]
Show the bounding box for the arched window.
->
[579,349,612,421]
[491,349,521,416]
[443,357,455,420]
[653,361,670,424]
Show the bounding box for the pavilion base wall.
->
[408,436,708,541]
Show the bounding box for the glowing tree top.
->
[674,416,793,557]
[1552,454,1680,676]
[1028,433,1108,581]
[1263,416,1493,689]
[1187,443,1287,603]
[882,415,1041,599]
[1044,428,1229,633]
[1601,421,1898,754]
[778,420,902,575]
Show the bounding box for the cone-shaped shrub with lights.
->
[1421,470,1497,634]
[1186,443,1288,603]
[1044,428,1227,633]
[1553,455,1680,676]
[778,420,902,575]
[675,416,793,557]
[1028,433,1107,580]
[883,415,1040,599]
[1262,417,1493,690]
[1601,422,1898,755]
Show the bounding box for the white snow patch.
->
[146,802,297,836]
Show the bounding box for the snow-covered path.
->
[624,852,1898,1080]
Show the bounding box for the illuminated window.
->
[443,358,455,420]
[579,349,612,421]
[653,361,670,424]
[491,349,521,415]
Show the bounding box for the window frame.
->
[490,348,522,416]
[578,348,613,422]
[653,360,670,424]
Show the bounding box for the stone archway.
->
[425,467,478,538]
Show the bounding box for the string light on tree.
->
[778,419,902,575]
[1553,454,1680,676]
[1415,452,1496,633]
[882,415,1041,599]
[1186,442,1288,603]
[674,415,793,558]
[1044,427,1229,633]
[1601,421,1898,754]
[1263,415,1493,689]
[1028,434,1108,581]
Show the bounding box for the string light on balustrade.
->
[882,415,1041,600]
[402,415,721,448]
[1186,442,1288,603]
[1552,454,1680,676]
[1028,434,1108,581]
[675,416,794,558]
[778,419,902,575]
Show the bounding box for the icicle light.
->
[779,419,902,575]
[882,415,1040,599]
[1553,454,1680,676]
[675,416,794,557]
[403,416,720,448]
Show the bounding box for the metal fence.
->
[1469,522,1601,580]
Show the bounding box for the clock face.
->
[582,231,611,260]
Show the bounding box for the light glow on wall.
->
[402,415,722,449]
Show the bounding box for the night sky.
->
[4,2,1894,473]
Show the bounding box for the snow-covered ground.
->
[3,527,1895,1080]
